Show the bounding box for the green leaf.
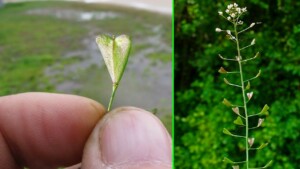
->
[262,160,273,168]
[223,157,234,164]
[257,142,269,150]
[245,81,250,90]
[259,104,270,115]
[234,117,244,126]
[96,34,131,84]
[223,98,232,107]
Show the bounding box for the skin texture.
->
[82,107,172,169]
[0,93,171,169]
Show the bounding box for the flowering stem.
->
[234,23,249,169]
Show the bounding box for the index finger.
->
[0,92,105,169]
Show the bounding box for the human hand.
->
[0,92,172,169]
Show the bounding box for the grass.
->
[148,51,172,63]
[0,2,85,95]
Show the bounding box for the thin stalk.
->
[107,83,118,111]
[233,161,247,164]
[248,113,261,117]
[234,23,249,169]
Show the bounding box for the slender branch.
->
[242,52,260,63]
[224,78,242,88]
[237,114,246,119]
[249,126,260,130]
[227,71,240,74]
[248,113,261,117]
[244,70,261,82]
[238,25,254,34]
[219,54,238,61]
[230,134,247,138]
[249,147,262,151]
[240,44,254,51]
[232,104,244,108]
[220,14,235,24]
[233,161,247,164]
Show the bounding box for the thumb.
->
[81,107,172,169]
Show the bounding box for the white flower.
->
[226,30,231,35]
[250,23,255,27]
[227,16,231,21]
[234,3,238,7]
[228,4,233,9]
[215,28,222,32]
[238,21,243,25]
[231,13,236,18]
[242,7,247,12]
[237,8,241,14]
[218,11,223,15]
[226,9,230,13]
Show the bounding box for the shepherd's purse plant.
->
[216,3,272,169]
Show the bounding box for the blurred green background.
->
[0,1,171,132]
[175,0,300,168]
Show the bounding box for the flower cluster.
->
[218,3,247,24]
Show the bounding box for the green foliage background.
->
[175,0,300,168]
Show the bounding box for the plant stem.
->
[107,83,118,111]
[234,23,249,169]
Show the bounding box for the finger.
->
[81,107,172,169]
[0,92,105,169]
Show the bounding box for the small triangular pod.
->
[232,107,240,115]
[262,160,273,168]
[96,34,131,85]
[257,118,264,127]
[219,67,227,73]
[246,81,250,90]
[224,78,230,84]
[251,38,256,45]
[256,69,261,78]
[223,128,234,136]
[223,157,234,164]
[257,142,269,150]
[223,98,232,107]
[232,165,239,169]
[234,117,244,126]
[259,104,269,115]
[248,138,255,147]
[247,92,253,100]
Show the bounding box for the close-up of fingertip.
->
[0,92,106,168]
[81,106,171,169]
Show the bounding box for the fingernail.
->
[100,107,171,166]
